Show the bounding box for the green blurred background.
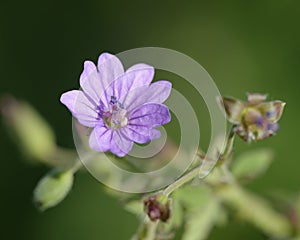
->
[1,0,300,239]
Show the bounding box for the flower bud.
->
[221,93,286,142]
[0,95,56,162]
[143,193,171,222]
[33,169,74,211]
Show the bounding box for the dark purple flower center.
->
[102,96,128,129]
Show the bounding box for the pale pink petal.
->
[150,128,161,139]
[121,126,151,144]
[79,61,103,106]
[97,53,125,105]
[125,63,154,86]
[125,81,172,112]
[129,103,171,128]
[112,65,154,103]
[110,130,134,157]
[89,125,112,152]
[60,90,99,127]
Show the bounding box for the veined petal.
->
[97,53,125,78]
[121,126,151,144]
[126,63,154,86]
[125,81,172,112]
[60,90,98,127]
[113,65,154,103]
[89,125,112,152]
[79,61,97,86]
[129,103,171,128]
[110,130,133,157]
[145,81,172,103]
[97,53,124,105]
[79,61,103,106]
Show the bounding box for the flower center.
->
[102,96,128,129]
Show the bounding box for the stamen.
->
[110,96,118,105]
[103,96,128,129]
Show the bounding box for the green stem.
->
[144,220,158,240]
[218,125,236,165]
[163,167,200,196]
[69,152,97,174]
[163,126,236,197]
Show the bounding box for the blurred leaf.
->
[182,198,220,240]
[174,186,212,209]
[1,96,56,162]
[217,184,291,238]
[33,169,74,211]
[124,200,144,217]
[232,148,274,180]
[174,186,219,240]
[215,206,228,226]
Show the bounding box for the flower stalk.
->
[163,126,236,197]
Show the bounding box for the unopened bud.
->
[221,93,286,142]
[143,193,171,222]
[0,95,56,161]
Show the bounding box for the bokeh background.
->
[1,0,300,239]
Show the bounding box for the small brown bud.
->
[143,193,171,222]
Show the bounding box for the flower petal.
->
[129,103,171,128]
[89,125,112,152]
[121,126,151,144]
[126,63,154,86]
[125,81,172,112]
[247,93,268,104]
[112,65,154,103]
[79,61,103,106]
[79,61,97,86]
[150,128,161,139]
[258,101,286,123]
[221,97,244,124]
[60,90,99,127]
[110,130,133,157]
[96,53,125,106]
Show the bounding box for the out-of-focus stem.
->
[144,220,158,240]
[163,126,236,197]
[163,167,200,196]
[218,125,235,165]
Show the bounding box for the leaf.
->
[232,148,274,180]
[217,184,291,238]
[33,169,74,211]
[182,198,220,240]
[174,186,212,210]
[174,186,220,240]
[124,200,144,217]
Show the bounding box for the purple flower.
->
[60,53,171,157]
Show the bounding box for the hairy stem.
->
[163,126,236,197]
